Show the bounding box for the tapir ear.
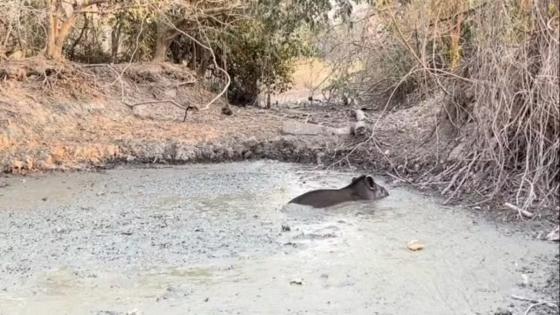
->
[365,176,376,190]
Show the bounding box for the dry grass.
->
[323,0,559,211]
[448,0,560,209]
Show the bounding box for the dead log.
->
[504,202,534,218]
[281,121,350,136]
[351,121,370,137]
[353,109,366,121]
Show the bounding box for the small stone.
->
[493,308,512,315]
[289,279,303,285]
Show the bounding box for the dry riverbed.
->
[0,161,558,315]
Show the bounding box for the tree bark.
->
[45,0,109,60]
[45,0,60,59]
[197,53,209,77]
[111,21,123,62]
[69,14,89,60]
[153,36,171,62]
[265,82,271,109]
[153,21,181,62]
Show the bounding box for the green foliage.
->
[225,0,365,104]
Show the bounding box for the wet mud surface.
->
[0,161,558,314]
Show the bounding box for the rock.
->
[223,147,233,159]
[493,308,512,315]
[175,145,196,161]
[233,145,245,158]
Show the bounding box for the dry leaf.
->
[407,240,425,251]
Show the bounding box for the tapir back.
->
[288,188,357,208]
[288,175,389,208]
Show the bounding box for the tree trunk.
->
[221,45,232,114]
[191,40,197,71]
[45,0,60,59]
[111,21,122,63]
[45,0,78,60]
[153,22,177,62]
[197,53,209,77]
[265,83,271,109]
[153,36,170,62]
[69,14,89,60]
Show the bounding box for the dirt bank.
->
[0,58,285,172]
[0,57,442,171]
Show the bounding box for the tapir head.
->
[349,175,389,200]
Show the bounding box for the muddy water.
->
[0,161,557,315]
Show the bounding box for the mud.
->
[0,161,558,315]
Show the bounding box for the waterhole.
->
[0,161,557,314]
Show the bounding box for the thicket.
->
[323,0,559,210]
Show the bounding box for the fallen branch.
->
[546,226,559,241]
[175,80,196,87]
[504,202,534,218]
[125,99,184,109]
[124,99,198,122]
[385,171,413,184]
[511,295,559,315]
